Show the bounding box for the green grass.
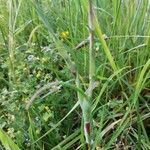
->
[0,0,150,149]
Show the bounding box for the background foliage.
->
[0,0,150,149]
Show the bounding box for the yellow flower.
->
[60,31,69,39]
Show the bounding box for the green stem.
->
[8,0,15,83]
[88,0,95,98]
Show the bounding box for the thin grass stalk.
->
[81,0,95,149]
[88,0,95,98]
[8,0,15,83]
[76,74,92,149]
[94,15,124,89]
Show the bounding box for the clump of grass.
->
[0,0,150,149]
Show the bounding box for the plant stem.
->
[8,0,15,83]
[81,0,96,148]
[88,0,95,98]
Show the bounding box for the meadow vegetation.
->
[0,0,150,149]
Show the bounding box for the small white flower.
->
[27,55,34,61]
[41,46,52,52]
[35,117,39,122]
[7,128,15,138]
